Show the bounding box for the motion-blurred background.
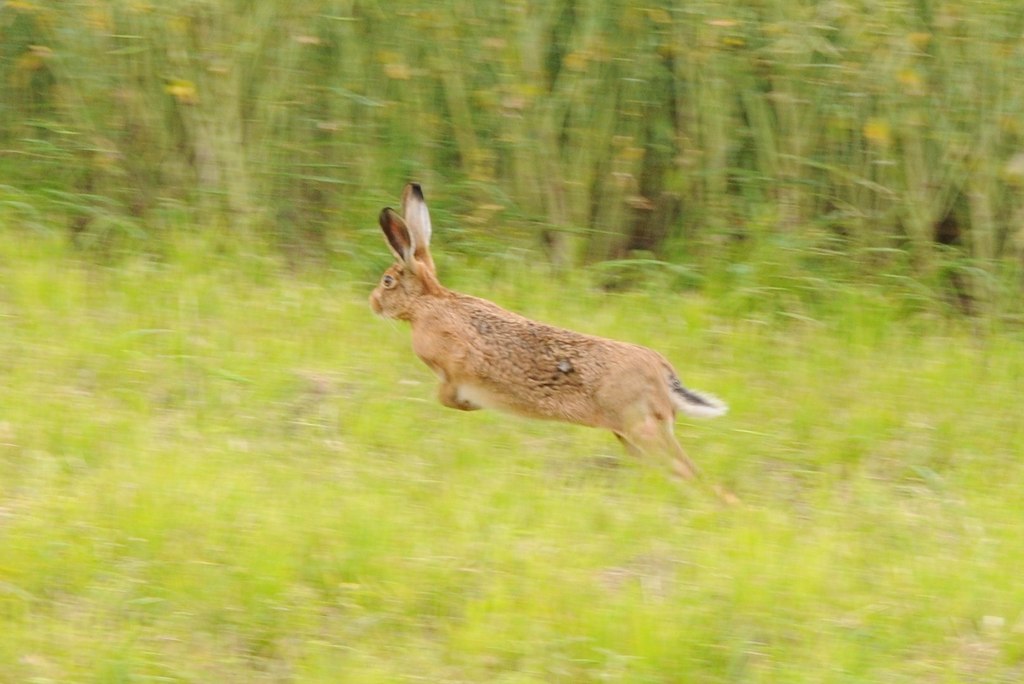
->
[2,2,1023,682]
[4,0,1023,298]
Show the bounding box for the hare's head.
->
[370,183,444,321]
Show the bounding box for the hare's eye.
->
[382,274,396,288]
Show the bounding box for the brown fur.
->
[370,184,731,498]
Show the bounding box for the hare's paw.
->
[438,382,482,411]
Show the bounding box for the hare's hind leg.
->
[617,412,699,479]
[619,412,740,504]
[661,422,701,481]
[613,431,644,460]
[664,423,740,505]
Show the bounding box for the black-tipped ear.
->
[400,183,433,269]
[401,183,425,215]
[379,207,413,266]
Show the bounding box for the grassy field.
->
[4,1,1024,680]
[0,231,1022,682]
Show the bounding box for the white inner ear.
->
[409,201,430,249]
[406,200,432,250]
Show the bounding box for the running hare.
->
[370,183,729,493]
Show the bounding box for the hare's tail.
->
[667,373,728,418]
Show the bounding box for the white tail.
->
[669,377,728,418]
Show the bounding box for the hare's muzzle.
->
[369,289,383,315]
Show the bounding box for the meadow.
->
[3,0,1024,681]
[1,230,1022,682]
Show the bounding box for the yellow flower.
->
[898,69,921,87]
[863,118,892,148]
[383,62,411,80]
[165,79,197,104]
[564,51,589,72]
[87,7,112,31]
[908,32,931,51]
[646,8,672,25]
[897,68,925,95]
[378,51,411,80]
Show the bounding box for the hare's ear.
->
[401,183,434,270]
[379,207,417,271]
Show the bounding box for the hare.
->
[370,183,730,494]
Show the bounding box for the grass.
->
[5,0,1024,272]
[1,231,1023,682]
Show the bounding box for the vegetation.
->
[1,233,1023,682]
[2,1,1024,681]
[4,2,1024,279]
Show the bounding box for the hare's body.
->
[406,290,705,429]
[371,184,728,491]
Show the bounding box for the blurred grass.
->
[3,2,1024,680]
[2,0,1024,293]
[1,230,1022,682]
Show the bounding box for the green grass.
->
[1,232,1023,682]
[6,0,1024,273]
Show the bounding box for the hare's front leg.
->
[425,364,481,411]
[438,382,481,411]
